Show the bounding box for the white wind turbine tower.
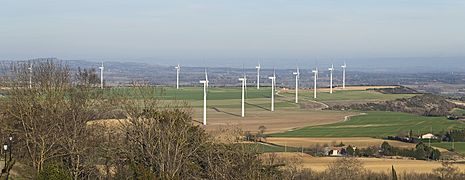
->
[256,63,261,89]
[175,64,180,89]
[312,68,319,99]
[328,64,334,94]
[293,67,300,103]
[341,62,347,89]
[99,62,104,89]
[269,73,276,112]
[28,63,32,88]
[239,74,247,117]
[200,77,209,125]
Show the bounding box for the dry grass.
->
[269,152,465,173]
[265,137,417,149]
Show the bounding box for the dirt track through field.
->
[194,108,357,133]
[89,109,356,135]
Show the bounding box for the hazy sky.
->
[1,0,465,64]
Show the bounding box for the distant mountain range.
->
[3,56,465,73]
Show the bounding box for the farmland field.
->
[270,111,465,137]
[102,86,416,108]
[244,143,302,153]
[270,153,465,173]
[103,86,272,101]
[281,89,416,103]
[265,137,417,149]
[93,86,426,134]
[431,142,465,155]
[194,109,355,133]
[450,108,465,116]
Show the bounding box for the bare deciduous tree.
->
[1,59,106,179]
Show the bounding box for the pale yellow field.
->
[89,109,355,134]
[265,137,417,149]
[193,108,356,133]
[270,152,465,173]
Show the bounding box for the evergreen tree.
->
[381,141,392,156]
[415,142,427,160]
[346,145,355,156]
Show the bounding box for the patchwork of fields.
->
[95,85,465,172]
[270,111,465,137]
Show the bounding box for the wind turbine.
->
[27,63,32,89]
[200,77,209,125]
[312,68,318,99]
[293,67,300,103]
[341,62,347,89]
[99,62,104,89]
[328,64,334,94]
[239,74,247,117]
[205,68,209,91]
[269,73,276,112]
[175,64,180,89]
[256,63,261,89]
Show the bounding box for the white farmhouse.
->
[419,133,438,139]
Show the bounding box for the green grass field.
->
[104,87,415,101]
[270,111,465,138]
[101,86,300,108]
[431,142,465,155]
[103,87,272,100]
[281,90,416,102]
[450,108,465,116]
[102,87,416,109]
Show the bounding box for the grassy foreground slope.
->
[271,111,465,138]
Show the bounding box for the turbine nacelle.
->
[293,67,300,77]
